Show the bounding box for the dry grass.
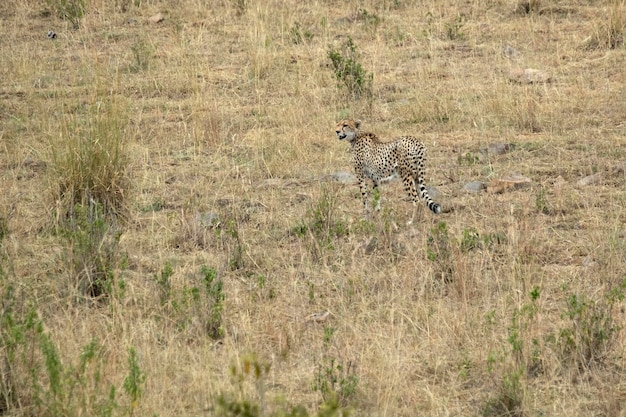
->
[1,0,625,415]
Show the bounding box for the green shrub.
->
[154,264,225,339]
[327,37,373,99]
[60,201,123,299]
[556,279,625,368]
[0,295,146,416]
[314,357,359,408]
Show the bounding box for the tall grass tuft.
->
[51,99,130,224]
[50,98,130,299]
[46,0,85,29]
[585,0,625,49]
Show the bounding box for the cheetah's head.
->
[335,119,361,142]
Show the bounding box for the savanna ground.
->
[1,0,625,416]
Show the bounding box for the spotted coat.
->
[335,119,441,214]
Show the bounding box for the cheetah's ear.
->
[355,119,361,129]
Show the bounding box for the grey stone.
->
[464,181,485,193]
[577,173,603,187]
[196,212,219,227]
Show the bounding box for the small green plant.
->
[323,326,335,344]
[130,38,153,73]
[314,357,359,408]
[0,215,8,249]
[483,288,541,416]
[289,22,313,45]
[458,152,480,166]
[140,198,165,213]
[233,0,247,16]
[445,15,466,40]
[535,187,550,214]
[201,265,225,339]
[327,37,373,99]
[123,347,146,416]
[556,279,625,369]
[216,354,346,416]
[459,227,480,252]
[459,228,506,252]
[426,221,454,281]
[46,0,85,29]
[154,263,225,339]
[355,9,380,32]
[372,187,381,211]
[0,297,122,416]
[508,286,541,369]
[293,186,349,253]
[482,367,524,417]
[155,262,174,306]
[225,219,245,270]
[422,11,435,40]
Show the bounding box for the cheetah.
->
[335,119,442,216]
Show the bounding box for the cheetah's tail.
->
[428,202,442,214]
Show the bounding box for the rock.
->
[502,45,518,59]
[195,212,219,227]
[330,172,356,183]
[509,68,552,84]
[487,143,515,156]
[149,13,164,23]
[552,175,567,189]
[305,311,330,323]
[426,186,439,198]
[464,181,485,193]
[487,173,531,193]
[577,173,603,187]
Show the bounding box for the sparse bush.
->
[0,215,8,249]
[156,262,174,306]
[515,0,541,14]
[535,187,550,214]
[123,347,146,417]
[155,263,225,339]
[426,221,454,281]
[327,37,373,99]
[555,279,626,369]
[314,357,359,409]
[201,265,225,339]
[484,288,541,416]
[0,295,146,416]
[232,0,247,16]
[60,200,123,299]
[292,185,349,253]
[445,15,466,40]
[459,227,506,252]
[290,22,313,45]
[355,9,380,33]
[483,367,524,417]
[459,227,480,252]
[130,38,153,73]
[216,355,351,416]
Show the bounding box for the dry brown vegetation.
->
[1,0,625,416]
